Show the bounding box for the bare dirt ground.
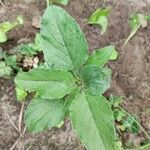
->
[0,0,150,149]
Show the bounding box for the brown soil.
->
[0,0,150,149]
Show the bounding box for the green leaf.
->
[64,88,80,117]
[88,8,110,34]
[21,33,42,55]
[0,16,23,43]
[114,141,123,150]
[70,91,116,150]
[15,68,76,99]
[0,22,13,33]
[17,44,38,56]
[87,46,118,66]
[41,5,88,70]
[16,15,24,25]
[16,33,42,56]
[5,55,19,70]
[0,30,7,43]
[15,86,27,101]
[123,116,140,134]
[25,97,65,132]
[32,33,42,51]
[113,109,126,122]
[0,61,12,77]
[80,65,111,95]
[109,95,123,107]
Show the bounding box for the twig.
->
[18,102,25,132]
[6,113,19,132]
[22,125,26,136]
[9,137,21,150]
[9,126,26,149]
[0,0,5,7]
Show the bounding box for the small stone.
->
[32,15,41,29]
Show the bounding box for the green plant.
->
[0,33,41,78]
[110,96,140,134]
[124,13,150,44]
[0,48,19,77]
[110,96,150,149]
[0,16,23,43]
[88,8,110,35]
[15,5,118,150]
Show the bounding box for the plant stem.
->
[0,0,5,7]
[118,106,150,141]
[46,0,49,6]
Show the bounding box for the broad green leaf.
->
[15,68,76,99]
[0,30,7,43]
[15,86,27,101]
[87,46,118,66]
[70,91,116,150]
[88,8,110,34]
[0,61,12,77]
[25,97,65,132]
[80,65,111,95]
[41,5,88,70]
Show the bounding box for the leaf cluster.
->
[14,6,119,150]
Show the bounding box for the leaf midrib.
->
[54,10,74,68]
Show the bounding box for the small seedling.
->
[124,13,150,44]
[88,8,110,34]
[15,6,118,150]
[0,33,42,78]
[110,96,140,134]
[0,16,23,43]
